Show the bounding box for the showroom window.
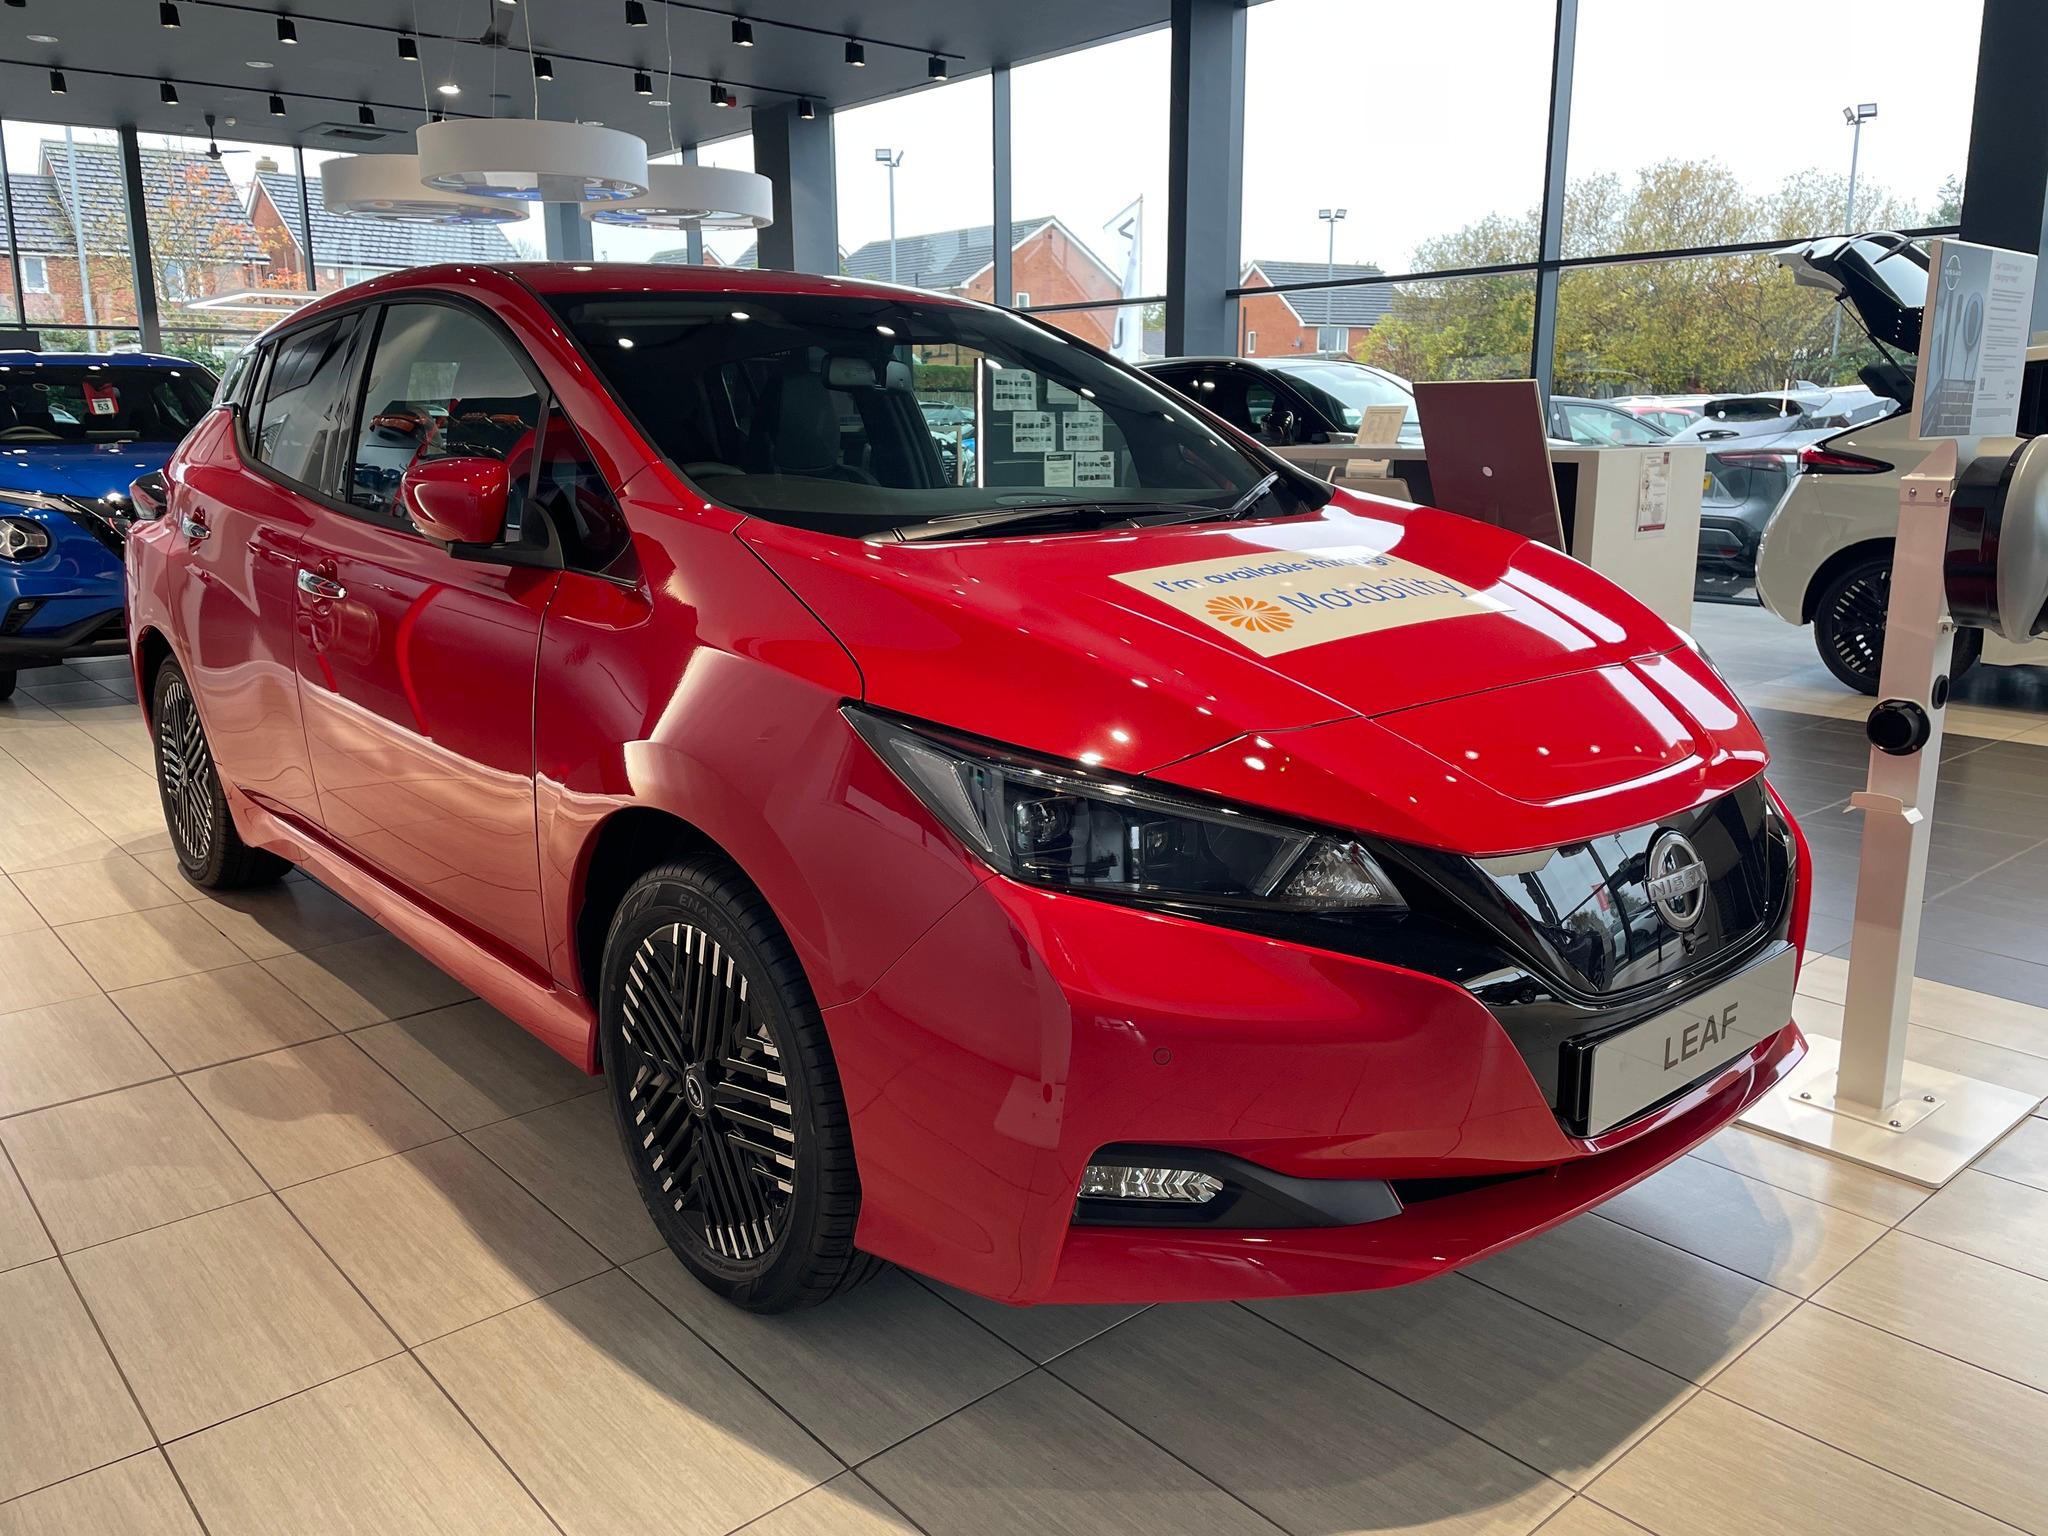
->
[0,120,143,352]
[834,74,992,295]
[1244,273,1537,386]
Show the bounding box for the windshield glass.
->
[0,362,214,443]
[547,292,1292,533]
[1267,360,1412,429]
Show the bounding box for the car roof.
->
[0,350,196,368]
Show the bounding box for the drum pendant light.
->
[321,154,528,224]
[416,118,649,203]
[586,163,774,229]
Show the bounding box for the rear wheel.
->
[151,659,288,889]
[598,855,880,1312]
[1812,551,1983,695]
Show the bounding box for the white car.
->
[1755,234,2048,692]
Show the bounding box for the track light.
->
[269,92,286,116]
[48,69,65,94]
[927,54,946,80]
[277,16,297,44]
[731,17,753,46]
[160,81,179,104]
[532,55,553,80]
[845,39,865,66]
[398,34,418,60]
[159,2,179,25]
[797,96,815,120]
[634,69,653,95]
[624,0,646,23]
[358,104,375,125]
[711,80,730,106]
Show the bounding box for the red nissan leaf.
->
[127,264,1809,1312]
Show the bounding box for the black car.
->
[1141,356,1423,448]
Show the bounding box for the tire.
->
[151,658,288,890]
[0,670,15,701]
[598,855,880,1312]
[1812,551,1984,695]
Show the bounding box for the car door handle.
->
[180,516,208,542]
[296,569,346,601]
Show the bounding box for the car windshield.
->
[0,362,214,443]
[547,292,1297,533]
[1266,361,1412,429]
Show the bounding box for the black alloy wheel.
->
[151,658,287,889]
[1812,551,1982,696]
[600,855,879,1311]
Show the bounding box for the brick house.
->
[246,164,519,290]
[840,217,1124,346]
[1236,259,1391,358]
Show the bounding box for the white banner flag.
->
[1104,198,1146,363]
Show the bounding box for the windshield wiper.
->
[881,473,1295,545]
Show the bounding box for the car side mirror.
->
[401,455,508,547]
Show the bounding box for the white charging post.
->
[1743,237,2044,1186]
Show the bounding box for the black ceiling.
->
[0,0,1174,156]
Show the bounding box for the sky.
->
[3,0,1986,287]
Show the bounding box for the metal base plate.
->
[1740,1035,2043,1188]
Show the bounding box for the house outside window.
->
[1012,290,1031,307]
[1244,329,1257,353]
[21,256,50,294]
[1316,324,1347,354]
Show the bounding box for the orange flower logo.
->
[1204,594,1295,633]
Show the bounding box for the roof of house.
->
[35,141,271,263]
[255,169,520,270]
[1,174,72,256]
[649,241,758,269]
[1243,259,1392,328]
[840,218,1080,290]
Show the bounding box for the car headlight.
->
[0,515,52,562]
[845,707,1404,913]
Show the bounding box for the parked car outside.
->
[1142,355,1425,448]
[1547,396,1672,447]
[0,349,215,698]
[128,264,1810,1313]
[1610,394,1709,433]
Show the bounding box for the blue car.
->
[0,349,216,700]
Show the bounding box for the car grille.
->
[51,495,134,560]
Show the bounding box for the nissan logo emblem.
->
[1645,830,1708,931]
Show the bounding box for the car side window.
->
[249,313,365,494]
[522,405,634,576]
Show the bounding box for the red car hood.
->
[741,495,1767,852]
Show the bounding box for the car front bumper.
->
[0,598,127,668]
[827,868,1807,1306]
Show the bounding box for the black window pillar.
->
[1960,0,2048,319]
[1165,0,1245,356]
[294,145,318,291]
[991,65,1014,307]
[1529,0,1578,402]
[756,101,839,275]
[118,126,163,352]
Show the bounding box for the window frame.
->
[21,255,50,295]
[241,308,372,502]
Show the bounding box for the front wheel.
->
[151,658,288,889]
[1812,552,1983,695]
[598,855,880,1312]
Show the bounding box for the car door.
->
[290,298,560,966]
[170,310,367,826]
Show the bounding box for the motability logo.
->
[1203,594,1295,633]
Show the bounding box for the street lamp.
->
[1318,207,1347,348]
[1831,102,1877,359]
[876,148,905,283]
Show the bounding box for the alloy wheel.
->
[1821,562,1888,691]
[618,921,796,1267]
[156,671,217,859]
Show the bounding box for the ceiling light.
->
[398,34,418,60]
[634,69,653,94]
[358,104,376,125]
[532,55,553,80]
[648,98,669,107]
[927,54,946,80]
[624,0,646,23]
[245,60,273,68]
[160,81,179,104]
[844,39,864,66]
[27,33,58,43]
[269,92,286,116]
[586,163,774,228]
[159,2,179,25]
[731,18,752,46]
[709,80,726,105]
[277,16,297,44]
[797,96,814,120]
[416,118,649,203]
[437,80,461,96]
[322,153,529,223]
[48,69,65,94]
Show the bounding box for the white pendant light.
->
[321,154,527,224]
[586,164,774,228]
[416,118,648,204]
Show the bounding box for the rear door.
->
[290,299,560,965]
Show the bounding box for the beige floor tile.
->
[127,847,194,894]
[1,1079,264,1253]
[0,929,99,1015]
[1979,1115,2048,1191]
[283,1137,606,1346]
[260,933,471,1030]
[1688,1126,1927,1225]
[1794,996,2048,1096]
[0,874,43,935]
[0,1259,153,1502]
[737,1474,920,1536]
[1248,1273,1694,1490]
[1588,1392,2009,1536]
[186,880,379,962]
[66,1196,398,1440]
[1900,1168,2048,1279]
[1054,1301,1568,1535]
[9,851,184,928]
[169,1355,555,1536]
[630,1256,1029,1462]
[109,963,333,1073]
[0,805,116,876]
[0,1452,203,1536]
[1465,1214,1800,1384]
[355,999,594,1132]
[1593,1154,1884,1297]
[920,1278,1147,1363]
[1815,1230,2048,1393]
[0,995,167,1117]
[1796,953,2048,1057]
[1715,1302,2048,1533]
[865,1369,1282,1536]
[53,906,247,992]
[182,1035,451,1187]
[0,1155,53,1271]
[1535,1503,1648,1536]
[418,1271,837,1536]
[466,1089,660,1262]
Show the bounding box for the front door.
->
[291,300,558,965]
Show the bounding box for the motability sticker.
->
[1110,544,1505,656]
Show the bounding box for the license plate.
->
[1584,947,1797,1135]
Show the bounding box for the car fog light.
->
[1079,1163,1224,1203]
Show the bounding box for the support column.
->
[991,66,1014,307]
[682,145,705,266]
[1164,0,1244,356]
[1529,0,1578,399]
[755,101,839,275]
[542,203,594,262]
[117,126,162,352]
[1960,0,2048,321]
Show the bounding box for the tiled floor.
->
[4,638,2048,1536]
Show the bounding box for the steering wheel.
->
[0,426,61,442]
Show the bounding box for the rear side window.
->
[251,313,364,493]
